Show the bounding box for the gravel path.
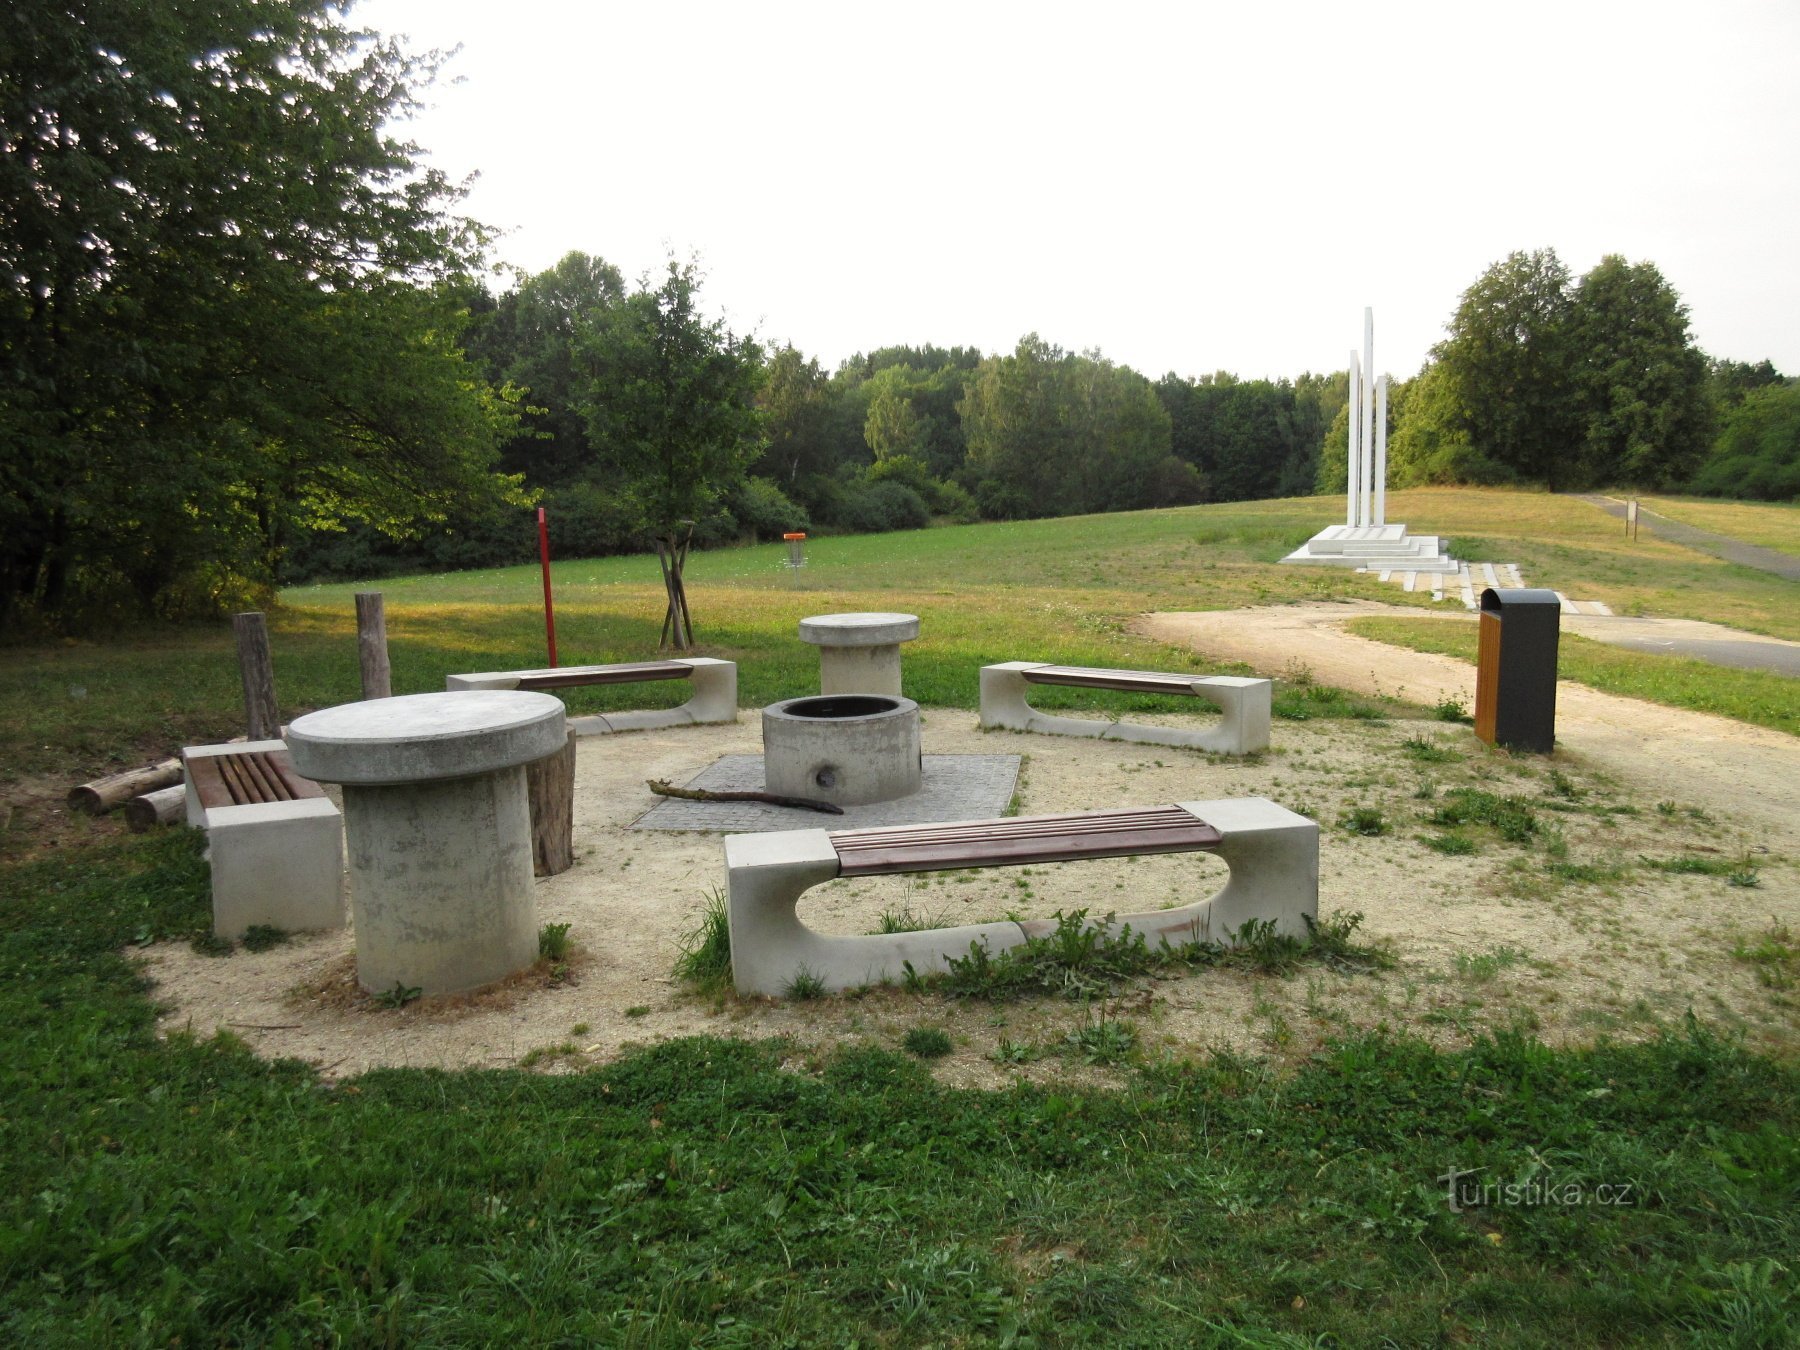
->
[1574,493,1800,581]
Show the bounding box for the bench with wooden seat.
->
[724,797,1316,997]
[446,657,736,735]
[979,662,1272,754]
[182,739,345,940]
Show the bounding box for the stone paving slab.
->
[630,754,1022,834]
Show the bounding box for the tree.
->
[0,0,517,625]
[581,259,764,649]
[1432,249,1580,487]
[960,336,1175,518]
[1569,256,1712,487]
[469,252,626,486]
[1692,382,1800,501]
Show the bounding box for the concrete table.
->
[797,612,920,696]
[287,690,566,997]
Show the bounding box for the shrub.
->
[728,476,810,540]
[835,480,930,533]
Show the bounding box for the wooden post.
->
[525,729,576,876]
[355,591,392,699]
[125,785,187,832]
[233,612,280,741]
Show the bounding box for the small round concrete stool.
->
[797,611,920,696]
[287,691,567,997]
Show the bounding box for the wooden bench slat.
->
[1020,665,1200,694]
[831,805,1221,876]
[267,753,328,802]
[236,752,288,803]
[186,747,326,809]
[512,661,692,690]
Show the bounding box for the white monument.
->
[1283,309,1453,571]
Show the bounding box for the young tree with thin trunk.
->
[581,260,764,649]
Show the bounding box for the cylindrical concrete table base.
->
[342,771,539,996]
[797,612,920,697]
[286,690,568,999]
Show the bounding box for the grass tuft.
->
[902,1026,954,1059]
[672,887,732,994]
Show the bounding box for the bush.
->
[727,476,810,540]
[974,477,1033,520]
[834,480,930,534]
[930,478,980,523]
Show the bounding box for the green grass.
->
[1638,494,1800,558]
[1346,615,1799,736]
[4,489,1800,1340]
[2,831,1796,1343]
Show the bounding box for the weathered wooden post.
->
[525,729,577,876]
[355,591,392,700]
[233,612,280,740]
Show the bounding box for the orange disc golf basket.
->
[783,532,807,570]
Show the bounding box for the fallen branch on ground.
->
[647,779,844,815]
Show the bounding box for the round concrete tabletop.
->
[797,612,921,647]
[287,690,567,786]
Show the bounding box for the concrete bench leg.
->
[980,665,1272,754]
[724,797,1317,998]
[567,658,739,735]
[204,800,346,940]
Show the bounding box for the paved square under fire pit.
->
[630,753,1022,833]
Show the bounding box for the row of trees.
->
[5,5,1791,629]
[1374,249,1791,497]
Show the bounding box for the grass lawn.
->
[1636,494,1800,559]
[1344,616,1800,737]
[3,487,1798,1341]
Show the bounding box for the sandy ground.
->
[141,614,1800,1084]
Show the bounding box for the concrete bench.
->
[980,662,1272,754]
[182,740,345,940]
[724,797,1316,996]
[446,657,736,735]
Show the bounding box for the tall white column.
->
[1346,351,1362,528]
[1361,308,1376,530]
[1374,375,1389,527]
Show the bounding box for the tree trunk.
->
[69,759,183,814]
[234,612,280,740]
[125,785,187,832]
[656,523,696,651]
[525,729,576,877]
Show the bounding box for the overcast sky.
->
[358,0,1800,383]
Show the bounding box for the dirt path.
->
[1139,601,1800,846]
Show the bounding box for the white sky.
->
[358,0,1800,382]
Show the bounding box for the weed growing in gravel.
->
[1424,832,1478,856]
[241,925,287,952]
[1734,924,1796,989]
[538,922,573,961]
[903,1026,954,1059]
[1341,805,1390,836]
[672,888,732,994]
[1401,735,1462,764]
[1429,788,1538,843]
[1455,946,1528,982]
[1066,1018,1138,1065]
[784,967,826,1000]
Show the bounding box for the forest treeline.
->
[3,2,1794,628]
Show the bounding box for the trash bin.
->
[1474,588,1561,754]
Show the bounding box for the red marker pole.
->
[537,506,558,667]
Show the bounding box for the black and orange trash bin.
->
[1474,588,1561,754]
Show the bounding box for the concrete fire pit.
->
[762,694,922,807]
[286,690,566,997]
[797,612,920,696]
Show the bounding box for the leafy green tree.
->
[863,367,931,462]
[1,0,518,625]
[1386,362,1513,486]
[755,344,835,491]
[960,336,1175,518]
[581,260,764,648]
[1432,249,1580,487]
[1692,381,1800,501]
[1707,358,1784,412]
[1569,256,1712,487]
[469,252,626,486]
